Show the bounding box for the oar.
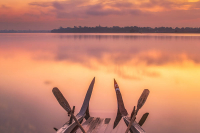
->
[113,108,122,129]
[53,127,58,131]
[125,89,149,133]
[69,106,75,124]
[138,113,149,126]
[52,87,86,133]
[130,106,135,119]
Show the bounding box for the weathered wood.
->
[137,89,150,110]
[104,118,111,124]
[76,117,94,133]
[102,118,115,133]
[90,118,104,133]
[78,77,95,116]
[98,118,111,133]
[114,79,128,116]
[87,117,101,133]
[53,78,95,133]
[125,89,149,133]
[52,87,71,113]
[75,117,112,133]
[138,113,149,126]
[113,108,122,129]
[71,114,86,133]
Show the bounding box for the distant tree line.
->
[51,26,200,33]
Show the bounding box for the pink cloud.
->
[1,0,200,29]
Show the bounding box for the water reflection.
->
[0,33,200,133]
[57,34,200,40]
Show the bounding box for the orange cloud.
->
[1,0,200,29]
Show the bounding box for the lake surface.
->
[0,33,200,133]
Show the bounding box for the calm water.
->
[0,33,200,133]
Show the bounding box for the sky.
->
[0,0,200,30]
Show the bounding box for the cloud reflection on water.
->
[1,33,200,133]
[51,34,200,80]
[1,33,200,80]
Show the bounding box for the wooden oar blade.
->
[138,113,149,126]
[84,106,90,120]
[137,89,150,109]
[52,87,71,113]
[53,127,58,131]
[78,77,95,116]
[113,108,122,129]
[114,79,128,116]
[125,89,149,133]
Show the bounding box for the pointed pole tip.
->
[92,77,95,82]
[114,79,117,84]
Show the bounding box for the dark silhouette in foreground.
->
[52,77,150,133]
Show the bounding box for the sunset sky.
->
[1,0,200,30]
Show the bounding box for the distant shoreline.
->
[51,26,200,33]
[0,30,50,33]
[1,32,200,34]
[1,26,200,33]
